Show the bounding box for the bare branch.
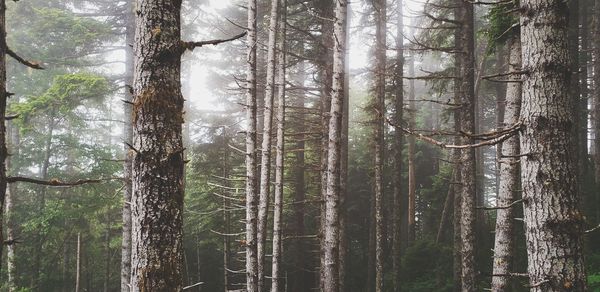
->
[7,48,44,69]
[7,176,122,186]
[182,31,247,51]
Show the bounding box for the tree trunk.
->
[456,0,477,290]
[130,0,185,290]
[6,119,18,292]
[0,0,6,280]
[317,2,334,289]
[407,55,416,245]
[519,1,588,290]
[121,1,134,291]
[594,0,600,192]
[490,34,521,292]
[321,0,347,290]
[245,0,259,290]
[452,20,463,292]
[76,232,82,292]
[372,0,386,290]
[290,52,307,292]
[339,3,351,290]
[257,0,281,288]
[270,4,286,290]
[436,168,455,244]
[593,0,600,225]
[392,3,404,290]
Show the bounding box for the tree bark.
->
[456,0,477,290]
[519,1,588,290]
[339,3,351,291]
[372,0,386,290]
[257,0,281,288]
[452,10,463,291]
[392,2,404,290]
[270,4,285,290]
[245,0,259,290]
[121,1,134,291]
[321,0,347,290]
[0,0,9,280]
[130,0,185,290]
[317,2,334,289]
[490,34,521,292]
[6,119,18,292]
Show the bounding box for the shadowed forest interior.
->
[0,0,598,291]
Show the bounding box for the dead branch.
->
[7,48,44,69]
[182,31,247,51]
[477,199,524,210]
[7,176,122,186]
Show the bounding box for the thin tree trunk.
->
[270,4,286,290]
[490,34,521,292]
[407,58,416,245]
[594,0,600,191]
[372,0,386,290]
[392,0,404,290]
[130,0,185,290]
[104,216,111,292]
[339,3,351,290]
[120,1,134,291]
[593,0,600,225]
[290,53,307,292]
[322,0,347,290]
[76,232,82,292]
[519,1,588,290]
[436,169,455,244]
[456,0,477,290]
[5,117,19,292]
[222,132,230,292]
[257,0,281,288]
[245,0,259,290]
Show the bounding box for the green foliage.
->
[401,240,454,292]
[589,274,600,291]
[482,1,519,53]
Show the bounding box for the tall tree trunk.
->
[519,1,588,290]
[121,1,135,291]
[452,10,463,291]
[130,0,185,290]
[270,4,286,290]
[245,0,259,290]
[407,57,416,245]
[257,0,281,288]
[339,3,351,290]
[490,34,521,292]
[290,55,307,292]
[322,0,347,290]
[0,0,6,280]
[456,0,477,290]
[317,1,334,289]
[392,3,404,287]
[372,0,386,290]
[593,0,600,225]
[594,0,600,191]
